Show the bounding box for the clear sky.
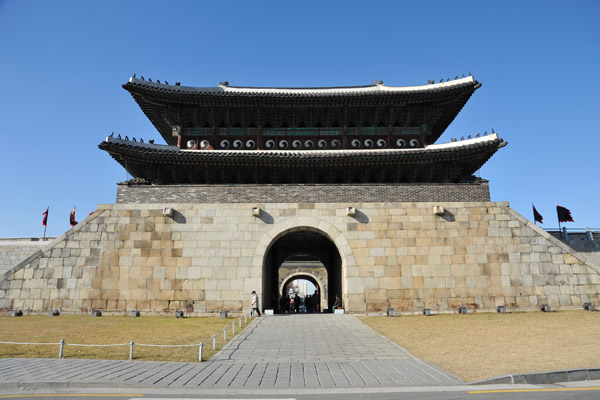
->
[0,0,598,238]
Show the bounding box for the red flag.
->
[556,205,573,223]
[69,207,78,226]
[42,208,49,226]
[532,205,543,224]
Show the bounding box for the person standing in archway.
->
[251,290,261,317]
[312,290,319,313]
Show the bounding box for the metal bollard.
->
[232,321,235,335]
[59,339,65,358]
[244,314,247,324]
[129,341,134,360]
[239,317,242,328]
[198,343,203,362]
[212,334,216,350]
[224,327,227,341]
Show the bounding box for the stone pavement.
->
[0,314,461,389]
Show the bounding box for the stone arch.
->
[253,217,356,311]
[279,271,327,309]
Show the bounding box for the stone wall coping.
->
[0,238,56,244]
[99,201,510,210]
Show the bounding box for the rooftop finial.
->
[219,81,229,86]
[374,80,384,86]
[140,76,144,81]
[132,73,136,78]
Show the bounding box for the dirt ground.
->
[0,314,246,362]
[359,310,600,382]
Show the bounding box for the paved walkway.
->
[0,314,460,389]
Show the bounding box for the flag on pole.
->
[556,205,573,223]
[42,208,49,226]
[69,207,78,226]
[532,205,543,224]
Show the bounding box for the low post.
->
[224,327,227,341]
[198,343,203,362]
[59,339,65,358]
[129,341,134,360]
[232,321,235,335]
[212,334,216,350]
[239,317,242,328]
[586,227,594,241]
[244,314,247,324]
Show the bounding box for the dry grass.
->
[0,315,247,362]
[359,310,600,382]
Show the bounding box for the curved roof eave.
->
[124,76,478,97]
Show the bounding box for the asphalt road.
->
[2,385,600,400]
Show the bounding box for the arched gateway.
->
[256,224,347,313]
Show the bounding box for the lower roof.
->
[99,134,506,185]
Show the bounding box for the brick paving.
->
[0,314,461,388]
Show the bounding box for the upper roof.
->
[123,75,481,145]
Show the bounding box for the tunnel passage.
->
[262,229,342,312]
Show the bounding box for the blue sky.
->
[0,0,598,237]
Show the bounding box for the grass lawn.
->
[359,310,600,382]
[0,315,248,362]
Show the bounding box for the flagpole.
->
[42,207,48,240]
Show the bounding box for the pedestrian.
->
[251,290,261,317]
[332,295,341,312]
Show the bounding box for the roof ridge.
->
[126,76,476,93]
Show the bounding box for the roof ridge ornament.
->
[374,80,384,86]
[219,81,229,87]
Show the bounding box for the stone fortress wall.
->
[549,231,600,266]
[1,198,599,314]
[0,238,52,276]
